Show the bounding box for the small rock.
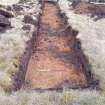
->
[6,6,12,11]
[0,8,14,18]
[12,4,24,11]
[0,14,11,27]
[72,30,78,36]
[0,26,4,31]
[22,24,31,31]
[19,0,32,3]
[23,15,37,25]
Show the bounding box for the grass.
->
[0,90,104,105]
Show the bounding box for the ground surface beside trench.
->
[24,1,92,90]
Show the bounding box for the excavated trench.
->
[11,1,96,91]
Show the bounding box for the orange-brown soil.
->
[72,1,105,16]
[24,1,93,90]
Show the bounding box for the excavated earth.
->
[72,2,105,20]
[19,1,94,90]
[12,1,95,91]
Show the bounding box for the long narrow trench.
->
[20,1,94,90]
[11,1,95,92]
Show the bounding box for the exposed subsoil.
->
[23,1,95,90]
[10,1,96,91]
[72,2,105,21]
